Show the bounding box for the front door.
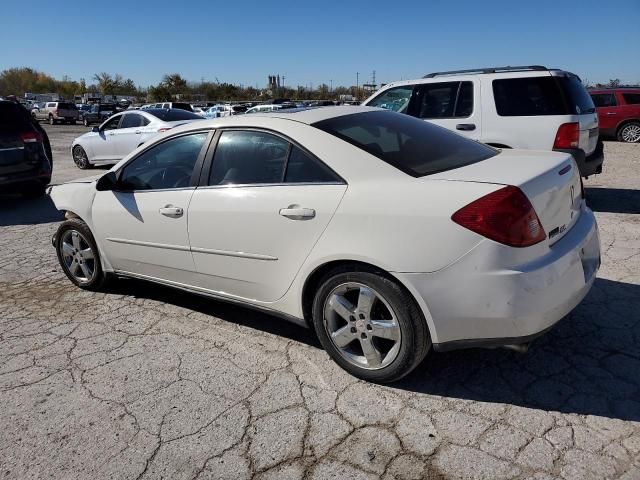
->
[111,112,149,159]
[90,115,122,162]
[91,130,211,283]
[188,129,346,303]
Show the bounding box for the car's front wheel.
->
[618,122,640,143]
[312,267,430,383]
[55,218,109,291]
[72,145,92,169]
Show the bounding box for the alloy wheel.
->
[323,282,401,370]
[59,230,96,284]
[72,147,89,168]
[621,124,640,143]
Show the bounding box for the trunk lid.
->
[430,149,582,245]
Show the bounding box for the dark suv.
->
[0,100,53,197]
[82,103,116,126]
[589,88,640,143]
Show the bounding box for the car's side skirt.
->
[112,269,307,327]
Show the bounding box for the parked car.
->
[142,102,194,112]
[81,104,117,126]
[1,100,52,197]
[49,107,600,382]
[589,88,640,143]
[31,101,79,125]
[203,104,247,118]
[245,104,285,114]
[77,104,92,121]
[363,65,604,177]
[71,108,204,169]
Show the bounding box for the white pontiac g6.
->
[49,107,601,382]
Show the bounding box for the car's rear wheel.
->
[618,122,640,143]
[312,267,430,383]
[55,219,109,291]
[72,145,91,169]
[49,115,55,125]
[83,118,89,127]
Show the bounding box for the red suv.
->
[589,88,640,143]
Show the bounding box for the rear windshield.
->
[0,102,32,129]
[313,110,497,177]
[144,109,202,121]
[557,75,596,114]
[99,104,116,111]
[57,102,76,109]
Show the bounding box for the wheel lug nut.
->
[361,333,367,339]
[349,316,356,322]
[366,325,372,331]
[350,327,357,333]
[359,313,365,320]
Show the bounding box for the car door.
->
[408,81,480,140]
[90,114,123,162]
[111,112,150,159]
[590,92,618,133]
[91,130,212,283]
[188,129,347,303]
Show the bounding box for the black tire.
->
[49,115,55,125]
[83,118,89,127]
[72,145,92,170]
[617,121,640,143]
[70,120,76,125]
[22,185,47,198]
[55,218,110,291]
[311,266,431,383]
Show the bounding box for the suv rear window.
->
[57,102,76,109]
[145,109,202,121]
[313,111,497,177]
[623,93,640,105]
[0,102,31,129]
[557,75,596,114]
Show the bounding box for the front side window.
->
[101,116,121,131]
[590,93,617,107]
[209,131,289,185]
[367,86,414,113]
[410,81,473,119]
[313,111,497,177]
[118,132,208,191]
[493,77,567,116]
[622,93,640,105]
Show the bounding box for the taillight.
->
[20,131,43,143]
[553,122,579,149]
[452,186,546,248]
[157,127,172,133]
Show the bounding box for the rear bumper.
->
[394,205,600,350]
[554,140,604,177]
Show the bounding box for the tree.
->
[93,72,114,94]
[608,78,621,88]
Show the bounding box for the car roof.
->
[589,87,640,93]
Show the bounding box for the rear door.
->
[188,129,346,302]
[590,92,619,133]
[409,80,480,140]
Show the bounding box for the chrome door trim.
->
[106,237,190,252]
[190,246,278,261]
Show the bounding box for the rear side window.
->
[493,77,567,116]
[410,81,473,119]
[590,93,617,107]
[557,75,596,114]
[623,93,640,105]
[313,111,497,177]
[366,86,414,113]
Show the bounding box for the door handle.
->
[279,205,315,220]
[159,205,183,217]
[456,123,476,131]
[135,130,142,134]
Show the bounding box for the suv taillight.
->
[451,186,546,248]
[20,131,43,143]
[553,122,580,149]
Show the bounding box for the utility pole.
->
[282,75,286,98]
[356,72,359,99]
[372,70,376,87]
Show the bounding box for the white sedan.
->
[71,108,204,169]
[49,107,600,382]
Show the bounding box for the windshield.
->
[144,109,203,121]
[313,110,497,177]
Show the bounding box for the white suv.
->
[363,66,604,177]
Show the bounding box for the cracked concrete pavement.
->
[1,125,639,479]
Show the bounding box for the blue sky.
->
[1,0,638,88]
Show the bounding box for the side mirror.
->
[91,126,100,133]
[96,171,118,191]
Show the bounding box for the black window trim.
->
[111,128,216,193]
[412,80,475,119]
[621,92,640,105]
[198,126,347,189]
